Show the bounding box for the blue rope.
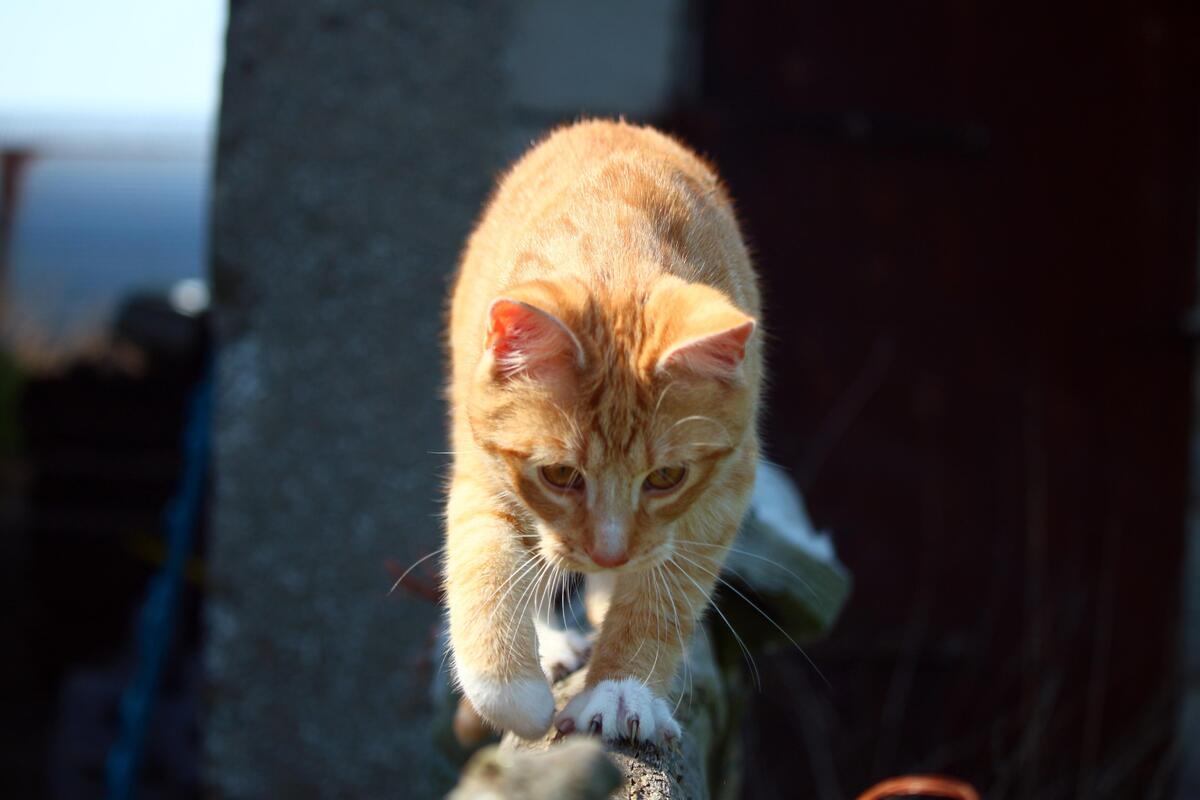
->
[106,366,212,800]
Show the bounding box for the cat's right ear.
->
[484,298,585,382]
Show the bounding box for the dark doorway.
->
[676,3,1199,796]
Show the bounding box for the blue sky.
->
[1,1,227,350]
[0,0,226,120]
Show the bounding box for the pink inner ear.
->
[659,320,756,379]
[486,299,581,380]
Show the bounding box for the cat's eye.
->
[540,464,584,491]
[644,466,686,492]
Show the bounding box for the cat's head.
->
[466,276,758,574]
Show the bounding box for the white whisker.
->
[673,551,830,689]
[388,548,444,596]
[643,569,662,688]
[656,564,693,711]
[668,414,730,437]
[513,558,554,634]
[566,573,584,629]
[652,380,679,417]
[668,557,761,690]
[485,555,540,623]
[674,539,820,600]
[501,557,553,662]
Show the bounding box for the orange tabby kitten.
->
[444,119,761,743]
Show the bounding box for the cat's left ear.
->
[655,285,757,381]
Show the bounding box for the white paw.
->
[536,622,592,682]
[455,666,554,740]
[554,678,681,744]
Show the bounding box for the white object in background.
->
[750,460,838,564]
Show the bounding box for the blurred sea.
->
[2,115,212,351]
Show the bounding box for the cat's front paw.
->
[455,667,555,740]
[554,678,680,744]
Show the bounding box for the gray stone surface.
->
[504,0,689,120]
[450,738,621,800]
[498,632,726,800]
[205,2,513,796]
[206,2,711,797]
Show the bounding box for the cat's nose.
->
[587,545,629,568]
[588,519,630,568]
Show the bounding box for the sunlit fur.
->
[444,119,762,739]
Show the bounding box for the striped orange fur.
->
[444,119,762,742]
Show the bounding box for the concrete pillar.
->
[206,2,690,796]
[205,3,512,796]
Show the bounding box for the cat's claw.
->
[554,678,680,744]
[537,625,592,682]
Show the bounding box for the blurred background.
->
[1,1,1197,798]
[1,1,222,798]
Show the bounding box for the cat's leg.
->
[534,575,592,682]
[445,477,555,739]
[583,572,614,628]
[534,618,591,682]
[555,559,717,743]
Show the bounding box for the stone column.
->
[205,1,693,796]
[206,3,512,796]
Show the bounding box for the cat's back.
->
[488,119,720,223]
[460,119,743,284]
[450,120,756,384]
